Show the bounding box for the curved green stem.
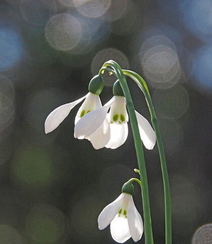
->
[123,69,172,244]
[127,177,142,186]
[101,61,154,244]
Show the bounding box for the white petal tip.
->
[146,143,156,150]
[98,224,104,230]
[44,123,55,134]
[44,127,51,134]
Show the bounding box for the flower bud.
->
[88,75,104,95]
[113,80,124,96]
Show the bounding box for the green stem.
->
[123,69,172,244]
[102,61,154,244]
[127,177,142,186]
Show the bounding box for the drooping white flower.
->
[44,92,111,149]
[98,193,143,243]
[44,92,97,133]
[74,95,156,150]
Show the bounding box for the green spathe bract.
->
[122,182,134,195]
[88,75,104,95]
[113,80,124,96]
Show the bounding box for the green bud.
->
[88,75,104,95]
[113,80,124,96]
[122,181,134,195]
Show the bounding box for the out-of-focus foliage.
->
[0,0,212,244]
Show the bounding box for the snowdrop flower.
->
[44,75,110,149]
[98,182,143,243]
[74,81,156,150]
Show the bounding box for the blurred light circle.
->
[180,0,212,42]
[153,85,189,119]
[74,0,111,18]
[0,225,23,244]
[12,147,54,187]
[45,13,82,51]
[26,204,65,243]
[140,44,180,89]
[0,26,24,71]
[192,224,212,244]
[192,45,212,92]
[140,34,178,53]
[20,0,57,26]
[91,48,129,86]
[107,0,128,21]
[59,16,111,57]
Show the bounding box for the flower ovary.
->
[88,75,104,95]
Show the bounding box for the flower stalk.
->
[100,60,154,244]
[123,70,172,244]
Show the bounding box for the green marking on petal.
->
[124,210,127,216]
[86,110,91,114]
[119,209,122,214]
[113,114,118,121]
[80,110,85,117]
[120,114,125,122]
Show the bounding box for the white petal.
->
[105,122,128,149]
[86,119,110,149]
[127,197,143,242]
[110,215,131,243]
[74,106,109,138]
[75,93,102,124]
[135,111,156,150]
[98,194,124,230]
[44,94,87,134]
[108,96,128,123]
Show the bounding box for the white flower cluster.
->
[45,92,156,150]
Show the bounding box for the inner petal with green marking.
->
[118,207,128,219]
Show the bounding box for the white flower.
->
[74,95,156,150]
[98,193,143,243]
[44,92,110,149]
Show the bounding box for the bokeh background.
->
[1,0,212,244]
